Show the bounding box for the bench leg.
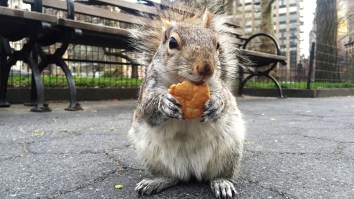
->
[238,73,285,98]
[238,73,258,97]
[24,58,48,107]
[57,59,82,111]
[26,42,82,111]
[0,55,10,107]
[26,57,51,112]
[0,37,11,107]
[263,73,285,98]
[54,35,82,111]
[23,76,38,106]
[237,68,243,96]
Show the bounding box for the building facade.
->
[343,0,354,60]
[231,0,304,80]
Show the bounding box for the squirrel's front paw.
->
[201,93,225,122]
[158,93,183,119]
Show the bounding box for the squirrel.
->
[128,4,245,199]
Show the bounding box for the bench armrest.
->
[242,33,282,56]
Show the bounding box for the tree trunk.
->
[315,0,339,81]
[260,0,276,54]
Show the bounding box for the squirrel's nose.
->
[197,63,214,76]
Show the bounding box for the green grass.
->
[245,81,354,89]
[8,75,354,89]
[7,75,143,88]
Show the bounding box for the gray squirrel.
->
[128,5,245,199]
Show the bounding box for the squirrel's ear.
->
[162,19,173,43]
[202,9,212,28]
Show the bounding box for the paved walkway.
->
[1,97,353,199]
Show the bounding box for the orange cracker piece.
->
[168,81,210,119]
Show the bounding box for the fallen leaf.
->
[114,184,124,189]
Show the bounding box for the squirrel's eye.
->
[169,37,179,49]
[216,42,220,50]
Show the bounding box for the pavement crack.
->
[267,186,298,199]
[103,150,121,165]
[239,177,298,198]
[303,135,354,144]
[102,150,143,172]
[245,149,321,156]
[23,141,39,156]
[50,169,117,199]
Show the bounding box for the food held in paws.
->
[168,81,210,119]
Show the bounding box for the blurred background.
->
[4,0,354,91]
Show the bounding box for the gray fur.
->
[128,6,245,199]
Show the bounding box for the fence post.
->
[307,42,315,89]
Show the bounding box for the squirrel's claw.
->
[159,93,183,119]
[211,179,237,199]
[201,93,224,122]
[135,178,180,196]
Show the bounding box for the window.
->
[290,38,298,45]
[244,5,252,11]
[279,15,286,22]
[289,12,298,20]
[279,23,287,29]
[289,23,297,29]
[279,0,286,6]
[289,0,297,4]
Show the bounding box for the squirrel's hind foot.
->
[211,179,237,199]
[135,177,180,195]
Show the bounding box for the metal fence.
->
[5,1,354,91]
[6,0,145,89]
[243,42,354,90]
[8,42,145,89]
[8,41,354,91]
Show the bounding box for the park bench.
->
[0,0,146,111]
[222,22,287,98]
[0,0,61,111]
[0,0,287,112]
[72,0,287,97]
[241,34,287,98]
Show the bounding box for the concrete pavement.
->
[1,97,353,199]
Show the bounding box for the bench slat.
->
[241,49,287,65]
[94,0,158,15]
[58,18,130,48]
[58,19,129,36]
[0,6,58,23]
[0,6,58,40]
[23,0,150,26]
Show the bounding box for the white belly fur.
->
[129,106,245,181]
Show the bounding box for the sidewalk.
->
[1,97,353,199]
